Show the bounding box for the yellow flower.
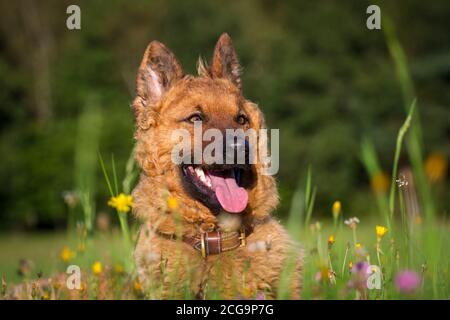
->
[425,152,448,183]
[134,279,142,292]
[240,286,253,298]
[114,264,124,274]
[376,225,388,239]
[108,193,133,213]
[328,234,336,247]
[60,246,75,263]
[319,266,329,281]
[92,261,103,275]
[332,201,341,218]
[355,243,362,249]
[348,261,353,271]
[167,196,178,211]
[371,171,390,194]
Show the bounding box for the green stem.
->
[389,102,415,219]
[118,211,132,270]
[341,245,349,277]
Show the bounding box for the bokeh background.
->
[0,0,449,231]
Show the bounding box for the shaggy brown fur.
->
[132,33,303,299]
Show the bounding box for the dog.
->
[132,33,303,299]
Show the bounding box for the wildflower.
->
[167,196,178,211]
[17,259,33,278]
[328,234,336,248]
[314,271,322,282]
[344,217,360,229]
[351,261,370,276]
[108,193,133,213]
[62,190,79,208]
[425,152,448,183]
[92,261,103,275]
[133,279,143,292]
[319,266,329,282]
[376,225,388,240]
[114,264,124,274]
[240,286,253,298]
[355,243,362,249]
[348,261,353,271]
[396,175,409,188]
[237,288,265,300]
[371,171,390,194]
[348,261,371,299]
[395,270,421,294]
[254,292,266,300]
[60,246,75,263]
[332,201,341,218]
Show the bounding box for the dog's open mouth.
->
[181,165,251,213]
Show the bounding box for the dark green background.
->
[0,0,449,229]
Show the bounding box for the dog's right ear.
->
[134,41,183,127]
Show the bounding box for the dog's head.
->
[132,33,278,224]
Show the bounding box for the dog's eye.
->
[187,114,203,123]
[236,114,249,125]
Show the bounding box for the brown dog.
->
[132,33,303,299]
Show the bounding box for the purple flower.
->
[352,261,370,274]
[347,261,370,294]
[255,292,266,300]
[395,270,421,294]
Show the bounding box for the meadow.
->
[1,106,449,299]
[0,1,449,300]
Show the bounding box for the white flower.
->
[344,217,360,229]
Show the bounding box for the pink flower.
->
[351,261,370,275]
[395,270,421,294]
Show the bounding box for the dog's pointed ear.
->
[135,41,183,106]
[210,33,242,90]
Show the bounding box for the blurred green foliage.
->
[0,0,449,229]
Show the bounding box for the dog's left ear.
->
[210,33,242,90]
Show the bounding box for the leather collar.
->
[156,225,253,258]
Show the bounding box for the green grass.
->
[1,216,449,299]
[0,231,127,284]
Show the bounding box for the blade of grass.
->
[304,187,317,228]
[111,154,119,196]
[389,100,415,219]
[98,151,114,197]
[360,137,391,229]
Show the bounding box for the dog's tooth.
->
[195,167,206,181]
[205,176,212,187]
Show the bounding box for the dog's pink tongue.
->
[208,172,248,213]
